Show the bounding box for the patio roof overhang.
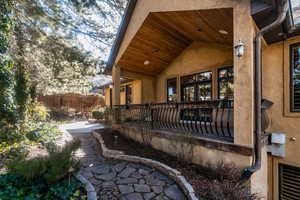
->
[115,8,233,76]
[105,0,299,74]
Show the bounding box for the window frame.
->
[166,77,178,102]
[180,71,213,102]
[109,88,112,108]
[290,43,300,112]
[125,84,132,105]
[217,66,234,100]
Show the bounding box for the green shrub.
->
[29,103,50,121]
[1,122,62,170]
[0,123,24,143]
[25,122,61,144]
[0,174,86,200]
[92,110,104,120]
[0,141,28,170]
[104,107,113,123]
[6,138,81,184]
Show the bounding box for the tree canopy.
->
[10,0,127,94]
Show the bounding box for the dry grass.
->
[99,129,260,200]
[194,162,260,200]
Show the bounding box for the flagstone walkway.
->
[60,122,187,200]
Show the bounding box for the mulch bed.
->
[97,129,235,199]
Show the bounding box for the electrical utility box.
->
[267,133,286,157]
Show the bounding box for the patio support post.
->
[234,1,262,194]
[233,1,255,147]
[112,65,121,123]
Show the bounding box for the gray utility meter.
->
[267,133,286,157]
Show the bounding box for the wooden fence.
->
[38,93,104,115]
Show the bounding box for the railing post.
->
[113,106,121,124]
[150,104,154,129]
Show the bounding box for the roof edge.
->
[106,0,138,71]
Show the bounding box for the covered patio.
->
[110,8,238,142]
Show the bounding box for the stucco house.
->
[99,79,141,106]
[102,0,300,199]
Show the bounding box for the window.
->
[218,67,234,100]
[167,78,177,102]
[181,71,212,102]
[290,0,300,26]
[197,72,213,101]
[125,85,132,104]
[290,44,300,112]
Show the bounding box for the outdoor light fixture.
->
[144,60,150,65]
[234,40,245,57]
[109,84,113,89]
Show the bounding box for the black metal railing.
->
[114,100,234,142]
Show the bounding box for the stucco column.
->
[234,3,268,198]
[112,65,121,106]
[233,1,255,146]
[112,65,121,123]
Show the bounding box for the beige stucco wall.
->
[156,41,233,102]
[262,36,300,199]
[104,80,143,106]
[142,79,156,103]
[120,70,156,104]
[132,79,143,104]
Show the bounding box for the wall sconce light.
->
[235,40,245,57]
[109,84,113,89]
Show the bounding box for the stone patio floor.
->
[60,122,187,200]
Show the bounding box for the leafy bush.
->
[0,121,62,171]
[0,141,28,171]
[103,107,113,123]
[15,68,31,121]
[25,122,61,144]
[0,174,86,200]
[92,110,104,120]
[0,122,24,143]
[29,103,50,121]
[0,0,17,126]
[6,138,81,184]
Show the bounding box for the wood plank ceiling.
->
[117,8,233,76]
